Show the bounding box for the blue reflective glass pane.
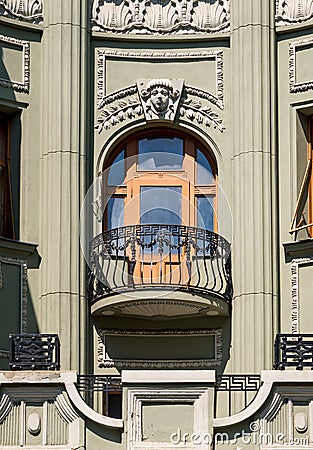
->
[108,197,124,230]
[108,150,125,186]
[140,186,182,224]
[197,148,214,185]
[138,138,183,170]
[197,196,214,231]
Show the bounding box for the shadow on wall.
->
[0,43,41,369]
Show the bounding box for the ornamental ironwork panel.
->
[9,334,60,370]
[88,224,232,302]
[215,374,261,417]
[274,334,313,370]
[76,375,122,416]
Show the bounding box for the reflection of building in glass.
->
[1,1,313,449]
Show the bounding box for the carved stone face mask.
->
[150,86,170,113]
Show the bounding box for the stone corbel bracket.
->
[0,0,43,24]
[276,0,313,27]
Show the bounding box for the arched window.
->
[103,131,217,232]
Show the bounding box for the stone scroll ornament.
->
[96,78,225,133]
[0,0,43,23]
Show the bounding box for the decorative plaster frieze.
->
[0,0,43,24]
[97,49,224,109]
[0,256,27,333]
[291,257,313,333]
[276,0,313,26]
[289,37,313,93]
[0,34,30,93]
[97,328,222,369]
[289,38,313,93]
[92,0,230,35]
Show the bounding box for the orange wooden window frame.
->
[102,130,218,232]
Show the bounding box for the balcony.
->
[88,224,232,318]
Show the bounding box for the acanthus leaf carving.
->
[0,0,43,24]
[180,97,226,132]
[276,0,313,26]
[95,95,143,132]
[91,0,230,35]
[95,79,225,133]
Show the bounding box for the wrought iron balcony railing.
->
[274,334,313,370]
[76,374,262,419]
[88,224,232,302]
[76,375,122,418]
[215,374,261,417]
[9,334,60,370]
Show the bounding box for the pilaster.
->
[230,0,279,373]
[39,0,89,370]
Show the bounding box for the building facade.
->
[0,0,313,448]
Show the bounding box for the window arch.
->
[102,130,218,232]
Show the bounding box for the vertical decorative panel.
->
[0,402,20,446]
[46,400,68,446]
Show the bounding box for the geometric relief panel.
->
[0,389,81,448]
